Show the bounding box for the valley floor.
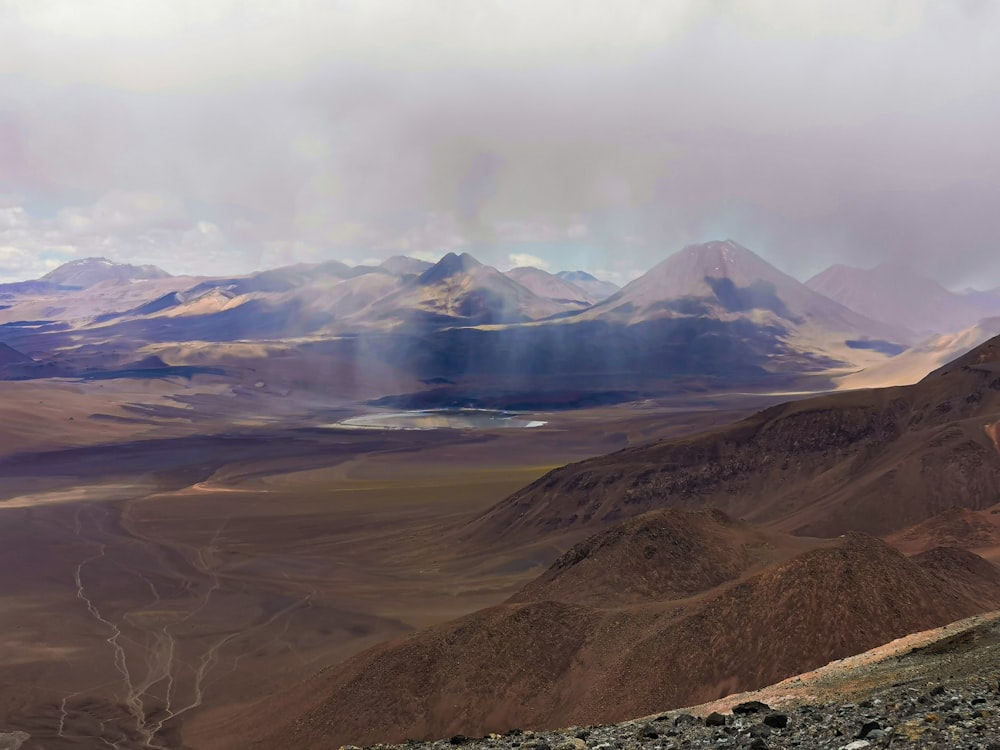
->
[0,384,772,749]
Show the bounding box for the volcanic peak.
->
[417,252,484,285]
[668,239,780,282]
[557,270,600,283]
[592,239,805,314]
[41,256,171,287]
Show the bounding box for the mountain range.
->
[2,242,999,399]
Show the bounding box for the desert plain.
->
[0,375,776,750]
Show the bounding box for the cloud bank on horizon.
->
[1,0,999,287]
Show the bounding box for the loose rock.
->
[732,701,772,715]
[762,713,787,729]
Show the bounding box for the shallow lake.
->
[335,409,547,430]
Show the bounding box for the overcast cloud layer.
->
[1,0,999,287]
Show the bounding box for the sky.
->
[1,0,999,288]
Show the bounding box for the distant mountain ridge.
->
[351,252,576,329]
[806,262,1000,335]
[504,266,600,307]
[380,255,433,276]
[41,257,171,287]
[555,270,619,300]
[2,242,986,393]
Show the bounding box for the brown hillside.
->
[886,504,1000,559]
[910,545,1000,602]
[600,534,1000,717]
[234,521,1000,749]
[508,508,812,607]
[464,334,1000,543]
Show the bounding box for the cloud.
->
[1,1,999,287]
[410,250,443,264]
[0,206,28,230]
[507,253,551,271]
[0,244,61,281]
[55,191,187,236]
[0,195,299,279]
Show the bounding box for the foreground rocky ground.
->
[342,612,1000,750]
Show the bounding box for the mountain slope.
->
[836,315,1000,390]
[504,266,597,307]
[360,241,918,391]
[183,260,365,297]
[238,520,1000,748]
[508,508,805,607]
[574,240,911,373]
[353,253,576,329]
[380,255,433,277]
[0,280,78,298]
[0,342,31,366]
[43,264,402,346]
[588,241,907,335]
[464,333,1000,543]
[963,286,1000,316]
[887,504,1000,561]
[556,270,619,301]
[807,262,1000,334]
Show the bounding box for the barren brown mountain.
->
[231,511,1000,749]
[465,334,1000,543]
